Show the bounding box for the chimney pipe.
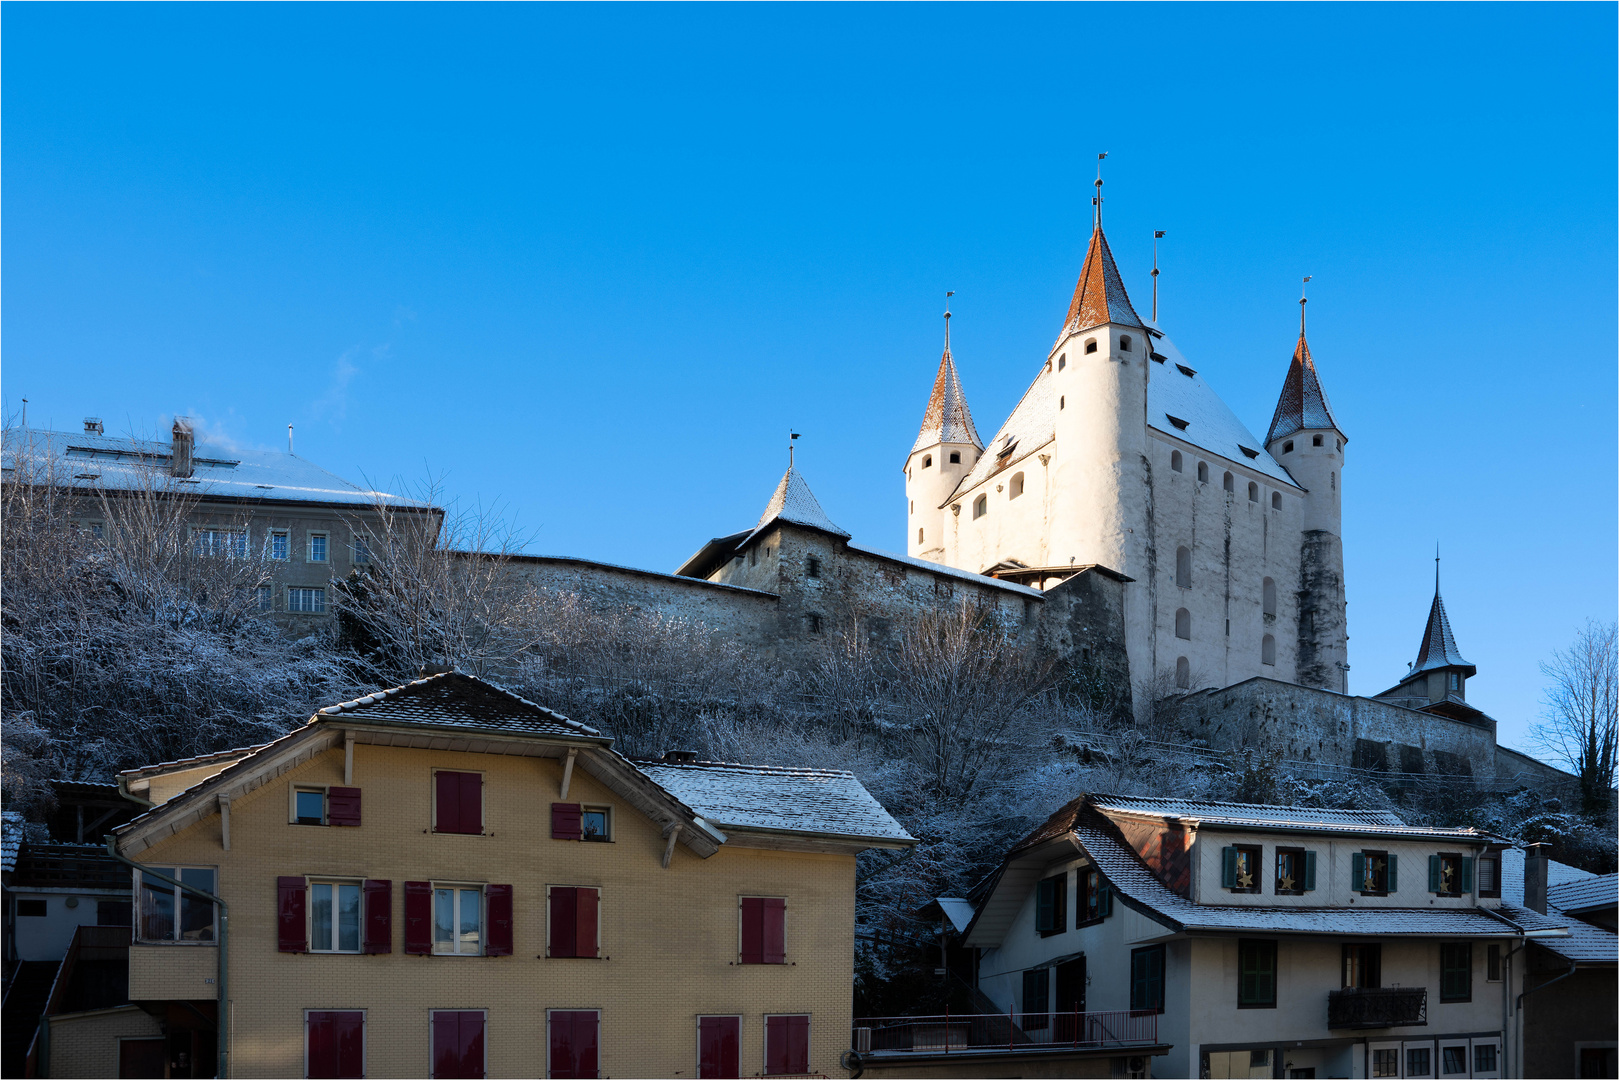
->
[1523,843,1549,914]
[170,418,194,479]
[83,417,104,435]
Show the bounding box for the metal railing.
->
[853,1009,1158,1055]
[1327,987,1428,1029]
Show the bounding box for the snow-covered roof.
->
[1548,874,1619,915]
[119,744,269,781]
[950,359,1058,499]
[844,541,1045,598]
[1057,225,1146,342]
[2,426,431,509]
[1408,586,1476,678]
[933,897,977,934]
[2,811,25,873]
[1264,331,1343,446]
[1499,848,1617,964]
[911,340,983,455]
[1089,793,1485,841]
[745,466,849,546]
[314,672,604,738]
[633,759,916,844]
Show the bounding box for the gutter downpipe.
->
[104,836,230,1079]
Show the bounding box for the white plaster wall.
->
[942,450,1055,574]
[11,892,117,962]
[907,443,979,562]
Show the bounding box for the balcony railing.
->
[852,1010,1158,1055]
[1327,987,1428,1030]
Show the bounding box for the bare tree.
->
[1533,621,1619,814]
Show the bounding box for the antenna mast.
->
[288,424,294,454]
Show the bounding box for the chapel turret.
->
[905,305,982,562]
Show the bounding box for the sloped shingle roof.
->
[1264,332,1343,446]
[1087,793,1486,842]
[745,466,849,545]
[314,672,604,739]
[1548,874,1619,915]
[2,811,25,873]
[1409,587,1476,678]
[633,759,915,843]
[911,343,983,455]
[1500,848,1618,964]
[1059,226,1145,340]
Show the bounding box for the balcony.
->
[853,1009,1159,1056]
[1327,987,1428,1030]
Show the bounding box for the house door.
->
[118,1038,166,1079]
[1052,957,1085,1042]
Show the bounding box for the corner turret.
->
[1381,560,1477,706]
[905,306,981,561]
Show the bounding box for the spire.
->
[1059,225,1146,340]
[1264,285,1343,446]
[747,465,849,544]
[911,296,983,455]
[1409,555,1476,678]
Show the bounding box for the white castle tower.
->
[904,185,1350,701]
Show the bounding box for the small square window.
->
[1313,434,1324,447]
[17,899,47,917]
[295,789,326,826]
[309,533,329,563]
[309,880,363,953]
[269,531,290,561]
[581,808,610,842]
[1275,848,1308,895]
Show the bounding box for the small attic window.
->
[1058,354,1067,371]
[949,452,961,464]
[1282,441,1294,454]
[922,455,932,468]
[1176,364,1196,378]
[1150,351,1167,362]
[996,439,1017,460]
[1084,339,1098,354]
[1165,415,1189,431]
[1238,446,1259,459]
[1313,435,1324,447]
[1120,335,1133,352]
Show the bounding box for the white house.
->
[963,795,1570,1078]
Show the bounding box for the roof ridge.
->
[313,671,602,735]
[635,758,855,778]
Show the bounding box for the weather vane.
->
[1152,230,1166,322]
[1299,275,1312,334]
[1093,152,1108,227]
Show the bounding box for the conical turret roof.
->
[1058,226,1145,342]
[1265,332,1343,446]
[1410,585,1476,679]
[746,465,849,545]
[911,342,983,455]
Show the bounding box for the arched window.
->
[1176,546,1191,588]
[923,455,932,468]
[1197,462,1209,483]
[1171,451,1183,473]
[949,452,961,464]
[1085,338,1098,354]
[1058,354,1067,371]
[1271,492,1282,510]
[1010,472,1025,499]
[1263,577,1277,617]
[1175,656,1190,689]
[1175,608,1191,640]
[973,495,988,519]
[1120,335,1133,352]
[918,528,924,544]
[910,500,914,513]
[1223,471,1235,493]
[1248,482,1259,502]
[1262,634,1276,666]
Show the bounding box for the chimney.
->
[1523,843,1549,914]
[83,417,104,435]
[170,418,194,479]
[661,750,699,765]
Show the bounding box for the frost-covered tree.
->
[1533,620,1619,815]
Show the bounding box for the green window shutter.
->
[1351,852,1364,890]
[1099,879,1112,918]
[1035,879,1053,933]
[1303,851,1317,892]
[1461,857,1475,894]
[1429,855,1441,893]
[1222,846,1238,889]
[1388,853,1399,893]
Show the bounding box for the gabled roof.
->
[632,759,915,847]
[1264,332,1343,446]
[2,426,432,510]
[2,811,24,873]
[1409,586,1476,678]
[1500,848,1617,964]
[1058,226,1145,341]
[745,466,849,545]
[911,343,983,455]
[1084,792,1485,842]
[1548,874,1619,916]
[311,671,605,739]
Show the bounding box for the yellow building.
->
[80,673,914,1079]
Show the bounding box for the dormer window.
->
[1120,335,1132,352]
[1176,364,1195,378]
[922,455,932,468]
[1084,339,1098,354]
[1165,415,1189,431]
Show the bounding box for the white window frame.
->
[1402,1040,1436,1079]
[763,1014,811,1077]
[193,527,248,559]
[431,882,486,956]
[737,895,789,964]
[305,1009,367,1080]
[545,884,602,958]
[308,531,329,563]
[1469,1036,1502,1079]
[288,586,327,614]
[431,1009,488,1079]
[268,529,291,561]
[580,806,612,843]
[133,865,218,945]
[546,1008,601,1080]
[307,878,366,954]
[290,785,329,826]
[352,534,372,565]
[1368,1040,1402,1079]
[256,584,275,612]
[1437,1038,1472,1078]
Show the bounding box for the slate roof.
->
[1085,793,1485,842]
[633,759,916,843]
[119,745,269,781]
[1059,225,1146,341]
[911,341,983,455]
[1264,332,1343,446]
[2,811,25,873]
[314,672,605,739]
[745,466,849,546]
[3,426,430,509]
[1496,848,1616,964]
[1409,586,1476,678]
[1548,874,1619,915]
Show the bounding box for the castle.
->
[902,210,1347,699]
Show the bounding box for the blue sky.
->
[5,4,1614,754]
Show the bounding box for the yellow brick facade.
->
[128,743,861,1078]
[45,1005,164,1078]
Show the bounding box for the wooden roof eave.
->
[962,835,1084,949]
[703,823,917,856]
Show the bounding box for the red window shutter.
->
[308,1011,365,1079]
[404,881,432,955]
[327,787,361,827]
[433,1011,485,1079]
[785,1015,809,1075]
[277,876,306,953]
[549,1011,599,1080]
[435,771,460,833]
[765,1016,787,1076]
[362,880,391,954]
[458,1012,486,1080]
[762,898,786,964]
[766,1015,809,1076]
[698,1016,740,1080]
[460,772,483,833]
[552,803,582,841]
[576,887,599,958]
[486,884,513,956]
[550,886,577,957]
[740,898,763,964]
[335,1011,366,1079]
[307,1012,336,1078]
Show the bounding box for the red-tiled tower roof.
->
[1058,225,1145,341]
[911,341,982,455]
[1265,331,1343,446]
